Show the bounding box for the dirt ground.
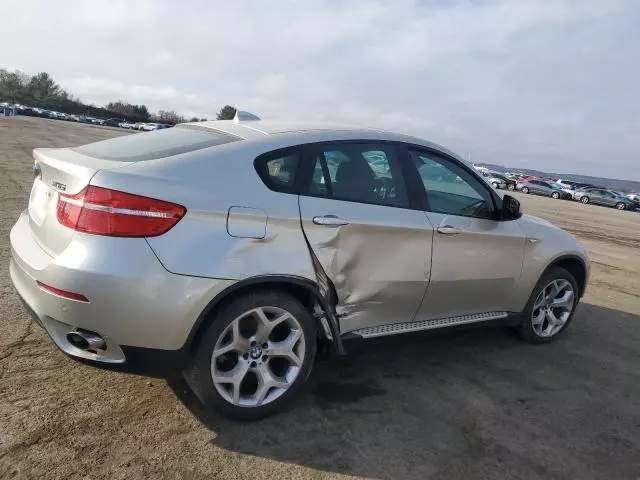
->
[1,116,639,480]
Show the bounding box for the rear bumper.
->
[10,210,235,367]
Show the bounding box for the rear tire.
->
[183,290,317,420]
[551,192,560,199]
[616,202,626,210]
[507,184,516,191]
[581,196,590,204]
[517,267,579,344]
[521,186,530,194]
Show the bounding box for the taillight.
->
[56,185,186,237]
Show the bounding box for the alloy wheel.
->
[581,196,589,204]
[522,187,529,194]
[531,279,575,338]
[552,192,560,199]
[210,306,305,407]
[616,202,626,210]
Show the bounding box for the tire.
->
[507,184,516,191]
[581,196,590,204]
[551,192,560,199]
[521,187,530,194]
[492,182,499,189]
[616,202,626,210]
[517,266,579,344]
[183,290,317,420]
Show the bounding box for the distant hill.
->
[475,163,640,193]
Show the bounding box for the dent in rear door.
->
[297,142,434,334]
[299,197,434,333]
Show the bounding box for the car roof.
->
[186,118,468,164]
[193,119,383,137]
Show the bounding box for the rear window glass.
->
[73,126,241,161]
[254,147,301,194]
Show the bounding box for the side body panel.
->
[299,196,434,333]
[509,215,590,310]
[417,213,526,318]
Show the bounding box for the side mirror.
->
[501,194,522,220]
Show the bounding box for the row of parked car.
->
[475,167,640,211]
[4,103,171,131]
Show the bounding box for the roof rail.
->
[233,110,261,122]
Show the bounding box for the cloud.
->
[1,0,638,179]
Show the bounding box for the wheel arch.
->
[184,275,342,354]
[544,255,588,299]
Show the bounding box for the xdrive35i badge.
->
[51,181,67,191]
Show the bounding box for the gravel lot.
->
[1,116,639,480]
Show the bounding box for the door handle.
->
[313,215,349,227]
[436,225,462,235]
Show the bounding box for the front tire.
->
[492,182,499,189]
[581,196,590,204]
[521,186,530,194]
[517,267,579,344]
[616,202,626,210]
[507,183,516,191]
[184,290,317,420]
[551,191,560,199]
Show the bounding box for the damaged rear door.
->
[298,141,434,334]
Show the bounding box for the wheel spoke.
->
[532,308,545,327]
[212,359,250,385]
[213,342,235,358]
[213,319,250,357]
[254,308,293,342]
[552,290,574,310]
[252,364,289,406]
[545,309,562,336]
[533,293,546,310]
[546,280,560,300]
[268,328,303,367]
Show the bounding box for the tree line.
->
[0,68,237,124]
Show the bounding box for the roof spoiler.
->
[233,110,261,122]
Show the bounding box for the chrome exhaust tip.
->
[66,329,106,351]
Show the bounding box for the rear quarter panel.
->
[91,140,315,281]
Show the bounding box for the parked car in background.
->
[480,171,507,189]
[489,172,517,190]
[517,180,572,199]
[9,116,589,420]
[571,185,601,200]
[104,118,124,127]
[140,123,170,131]
[573,188,638,210]
[118,121,136,129]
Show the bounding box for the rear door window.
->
[306,142,409,208]
[74,126,241,162]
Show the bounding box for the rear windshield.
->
[73,126,241,161]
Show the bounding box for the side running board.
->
[349,312,508,339]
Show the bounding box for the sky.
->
[1,0,639,180]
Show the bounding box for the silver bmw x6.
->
[10,114,589,419]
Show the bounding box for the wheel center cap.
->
[249,345,262,359]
